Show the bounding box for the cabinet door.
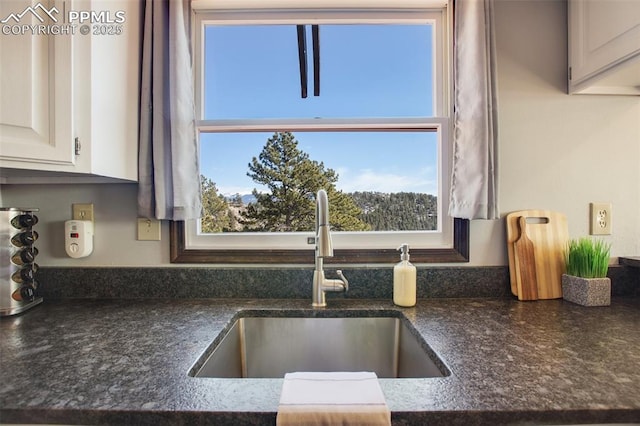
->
[569,0,640,93]
[0,0,75,166]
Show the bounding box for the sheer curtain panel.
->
[138,0,202,220]
[448,0,499,220]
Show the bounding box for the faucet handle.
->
[336,270,348,292]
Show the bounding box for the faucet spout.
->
[315,189,333,257]
[312,189,348,308]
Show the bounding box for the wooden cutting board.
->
[513,216,538,301]
[506,210,568,300]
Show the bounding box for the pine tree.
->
[242,132,370,232]
[200,175,233,233]
[326,187,370,231]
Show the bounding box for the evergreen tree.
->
[327,187,370,231]
[242,132,369,232]
[200,175,234,233]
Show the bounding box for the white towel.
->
[276,371,391,426]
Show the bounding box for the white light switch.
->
[137,218,161,241]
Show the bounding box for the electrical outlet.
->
[72,203,94,224]
[137,218,161,241]
[590,202,612,235]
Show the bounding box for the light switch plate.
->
[137,218,161,241]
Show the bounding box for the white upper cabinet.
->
[568,0,640,95]
[0,0,74,167]
[0,0,141,183]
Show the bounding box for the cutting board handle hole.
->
[525,217,550,224]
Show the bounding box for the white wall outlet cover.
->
[72,203,94,223]
[590,202,612,235]
[65,220,94,258]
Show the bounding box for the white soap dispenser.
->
[393,243,417,307]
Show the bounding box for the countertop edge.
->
[3,407,640,426]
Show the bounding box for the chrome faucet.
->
[312,189,348,308]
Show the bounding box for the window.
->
[171,4,468,264]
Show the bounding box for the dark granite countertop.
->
[620,256,640,268]
[1,297,639,425]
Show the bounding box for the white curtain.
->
[138,0,202,220]
[448,0,499,220]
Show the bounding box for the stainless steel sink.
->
[190,312,449,378]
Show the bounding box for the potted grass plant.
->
[562,237,612,306]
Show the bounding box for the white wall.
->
[1,0,639,267]
[0,183,169,266]
[477,0,640,264]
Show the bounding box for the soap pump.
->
[393,243,417,307]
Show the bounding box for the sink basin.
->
[190,311,449,378]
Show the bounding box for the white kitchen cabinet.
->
[0,0,75,168]
[568,0,640,95]
[0,0,141,183]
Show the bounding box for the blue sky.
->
[199,23,437,196]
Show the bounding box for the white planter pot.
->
[561,274,611,307]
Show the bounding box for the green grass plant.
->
[565,237,611,278]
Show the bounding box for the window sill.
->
[170,218,469,264]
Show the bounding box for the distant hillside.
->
[222,191,437,231]
[224,194,256,205]
[350,191,437,231]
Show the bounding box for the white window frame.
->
[176,4,464,264]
